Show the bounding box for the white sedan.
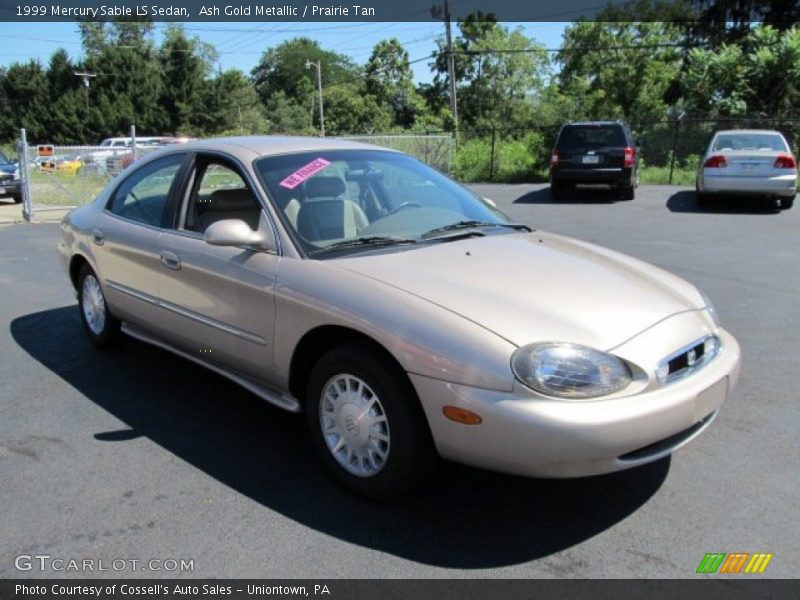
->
[696,129,797,209]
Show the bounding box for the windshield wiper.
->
[421,220,531,239]
[308,236,417,256]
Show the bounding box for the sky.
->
[0,21,568,85]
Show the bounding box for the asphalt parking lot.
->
[1,184,798,578]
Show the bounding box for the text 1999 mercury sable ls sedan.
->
[58,137,741,498]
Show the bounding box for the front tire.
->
[306,344,438,499]
[13,194,22,204]
[78,264,121,347]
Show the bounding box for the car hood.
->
[0,163,15,174]
[334,231,705,350]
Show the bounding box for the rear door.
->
[95,153,187,330]
[557,125,628,170]
[157,154,280,381]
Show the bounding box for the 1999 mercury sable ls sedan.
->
[58,137,741,498]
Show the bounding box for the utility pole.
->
[74,71,96,108]
[305,60,325,137]
[443,0,458,132]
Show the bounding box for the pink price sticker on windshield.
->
[279,158,332,189]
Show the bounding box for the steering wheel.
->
[388,202,422,215]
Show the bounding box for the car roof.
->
[178,135,399,158]
[563,121,627,127]
[713,129,785,136]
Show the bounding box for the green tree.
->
[557,21,684,122]
[679,24,800,117]
[251,38,358,105]
[0,60,49,142]
[431,15,549,130]
[44,49,86,144]
[365,38,424,128]
[78,21,167,138]
[159,25,217,134]
[322,83,392,135]
[263,90,313,134]
[194,69,268,136]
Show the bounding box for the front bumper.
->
[412,327,740,478]
[0,178,21,197]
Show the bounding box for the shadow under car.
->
[11,305,670,569]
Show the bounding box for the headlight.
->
[511,342,632,399]
[698,288,720,327]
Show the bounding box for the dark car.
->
[0,150,22,204]
[549,121,640,200]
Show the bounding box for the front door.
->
[157,156,280,382]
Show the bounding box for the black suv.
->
[549,121,640,200]
[0,150,22,204]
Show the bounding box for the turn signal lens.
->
[704,155,728,168]
[442,406,483,425]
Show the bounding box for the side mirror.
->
[204,216,276,252]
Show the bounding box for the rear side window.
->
[108,155,184,227]
[558,126,627,150]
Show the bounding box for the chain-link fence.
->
[18,141,163,219]
[448,117,800,184]
[11,120,797,220]
[14,131,454,221]
[337,134,454,174]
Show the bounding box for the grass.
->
[639,165,697,186]
[28,169,109,207]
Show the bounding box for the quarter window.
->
[108,155,184,227]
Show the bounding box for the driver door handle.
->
[160,251,181,270]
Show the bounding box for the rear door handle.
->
[91,229,104,245]
[160,251,181,270]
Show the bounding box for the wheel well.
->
[68,255,90,291]
[289,326,411,407]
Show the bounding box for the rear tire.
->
[77,264,121,347]
[306,344,438,500]
[695,180,711,207]
[550,182,566,200]
[621,185,635,200]
[781,195,794,210]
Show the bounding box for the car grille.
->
[0,172,13,183]
[657,335,720,384]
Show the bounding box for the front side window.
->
[182,160,262,233]
[108,154,184,227]
[255,149,510,257]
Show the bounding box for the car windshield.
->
[254,149,514,257]
[713,133,787,152]
[558,125,626,150]
[0,151,9,164]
